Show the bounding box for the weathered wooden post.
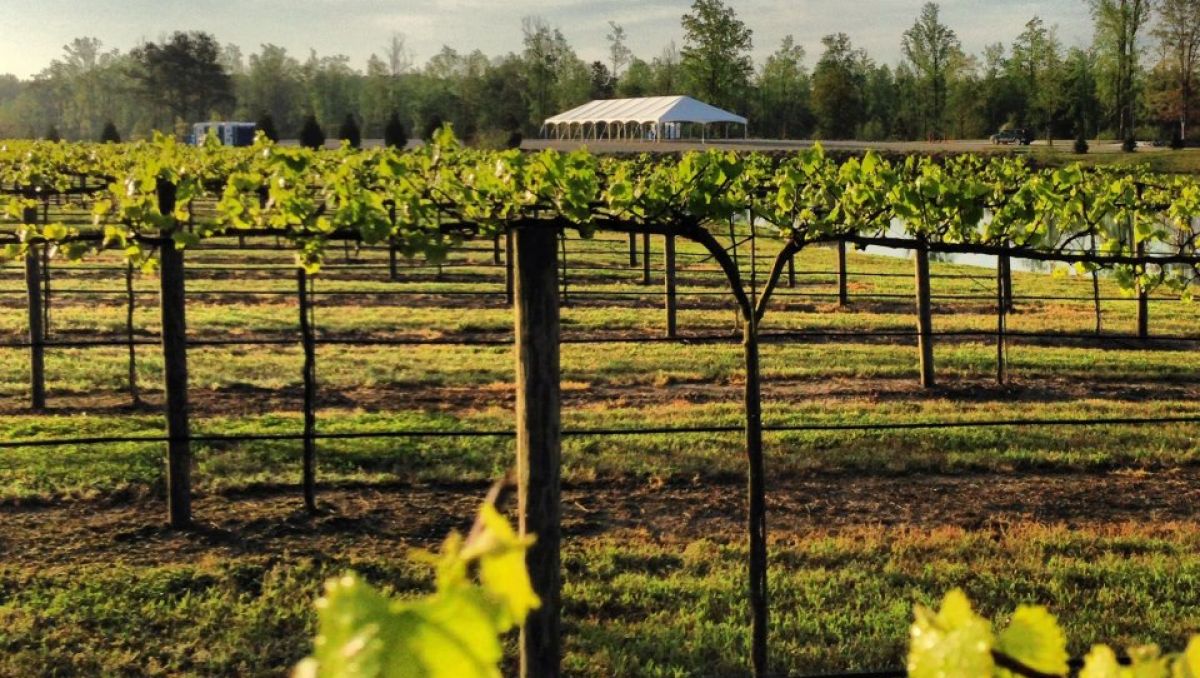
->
[996,256,1007,385]
[24,207,45,411]
[641,232,651,285]
[126,262,141,405]
[1136,241,1149,340]
[388,202,399,282]
[837,240,849,306]
[513,225,562,678]
[628,232,638,267]
[298,268,318,513]
[41,243,51,336]
[505,228,515,305]
[559,231,570,307]
[157,179,192,528]
[915,241,935,388]
[664,233,677,337]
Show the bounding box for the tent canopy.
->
[544,96,747,127]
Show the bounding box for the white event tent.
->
[542,95,748,142]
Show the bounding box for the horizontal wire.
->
[3,327,1200,350]
[3,414,1200,449]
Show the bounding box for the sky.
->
[0,0,1095,78]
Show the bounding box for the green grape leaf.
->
[296,501,534,678]
[1080,645,1122,678]
[42,223,69,241]
[907,589,995,678]
[1173,637,1200,677]
[1128,645,1170,678]
[996,604,1069,677]
[297,574,504,678]
[466,504,540,629]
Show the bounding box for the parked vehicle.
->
[990,129,1030,145]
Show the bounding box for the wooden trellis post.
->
[837,241,849,306]
[1136,241,1149,340]
[513,225,562,678]
[914,241,935,388]
[157,180,192,528]
[298,268,318,513]
[505,228,515,305]
[41,239,51,336]
[24,206,45,411]
[125,262,141,405]
[996,256,1007,385]
[388,203,399,282]
[664,233,677,337]
[628,232,638,267]
[559,231,570,306]
[641,232,651,285]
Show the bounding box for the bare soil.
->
[4,469,1200,569]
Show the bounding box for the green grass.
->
[3,395,1200,500]
[3,232,1200,676]
[5,525,1200,676]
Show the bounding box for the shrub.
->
[383,111,407,149]
[337,113,361,149]
[100,121,121,144]
[44,125,61,143]
[255,113,279,142]
[1122,136,1137,153]
[298,115,325,150]
[1171,128,1185,150]
[472,128,523,150]
[422,114,445,142]
[1073,134,1088,154]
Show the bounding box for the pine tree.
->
[100,121,121,144]
[338,113,362,148]
[44,125,61,142]
[383,111,408,149]
[256,113,279,142]
[299,114,325,150]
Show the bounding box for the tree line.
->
[0,0,1196,145]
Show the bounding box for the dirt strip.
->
[3,469,1199,569]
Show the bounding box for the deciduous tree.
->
[812,33,869,139]
[1152,0,1200,138]
[902,2,962,139]
[680,0,754,110]
[129,31,234,127]
[1089,0,1154,140]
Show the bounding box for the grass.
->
[1027,145,1200,173]
[5,525,1200,676]
[3,231,1200,675]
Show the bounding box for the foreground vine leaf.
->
[996,604,1069,676]
[908,592,1200,678]
[907,588,995,678]
[294,502,538,678]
